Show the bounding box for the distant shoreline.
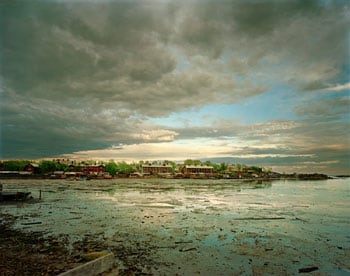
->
[0,173,334,181]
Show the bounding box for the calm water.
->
[1,178,349,275]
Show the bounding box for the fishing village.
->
[0,158,329,181]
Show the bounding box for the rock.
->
[298,266,318,273]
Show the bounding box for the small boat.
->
[0,191,32,202]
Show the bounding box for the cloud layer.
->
[0,0,349,174]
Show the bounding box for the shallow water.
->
[1,178,349,275]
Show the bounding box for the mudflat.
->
[0,178,349,275]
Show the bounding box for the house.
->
[82,165,105,176]
[183,165,214,176]
[69,164,76,171]
[25,163,39,174]
[141,164,172,175]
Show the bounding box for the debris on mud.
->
[0,214,76,275]
[0,214,162,276]
[0,214,112,276]
[298,266,319,273]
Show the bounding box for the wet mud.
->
[0,178,349,275]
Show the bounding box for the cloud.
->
[327,83,350,91]
[169,118,350,174]
[0,89,180,158]
[0,0,349,172]
[130,129,178,142]
[295,95,350,120]
[64,139,233,162]
[172,1,349,89]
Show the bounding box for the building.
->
[183,165,214,176]
[141,165,172,175]
[25,163,39,174]
[82,165,105,176]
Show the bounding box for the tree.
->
[56,163,69,172]
[3,160,29,171]
[248,166,262,173]
[164,161,177,173]
[184,159,201,166]
[117,162,134,175]
[39,160,57,174]
[184,159,193,165]
[105,162,118,176]
[219,162,228,172]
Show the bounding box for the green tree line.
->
[105,162,134,176]
[1,160,30,171]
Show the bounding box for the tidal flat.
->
[0,178,349,275]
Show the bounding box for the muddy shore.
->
[0,178,349,275]
[0,213,79,275]
[0,212,153,276]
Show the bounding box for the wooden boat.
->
[0,191,32,202]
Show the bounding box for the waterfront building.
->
[183,165,214,176]
[25,163,39,174]
[82,165,105,176]
[141,164,172,175]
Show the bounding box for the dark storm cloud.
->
[0,0,349,159]
[174,0,348,84]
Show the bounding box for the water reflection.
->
[116,179,274,194]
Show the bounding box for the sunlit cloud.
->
[0,0,349,174]
[327,82,350,91]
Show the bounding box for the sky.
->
[0,0,349,174]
